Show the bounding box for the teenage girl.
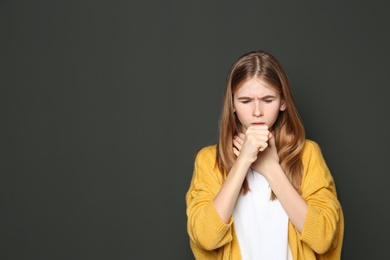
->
[186,50,344,259]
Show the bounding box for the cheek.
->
[235,110,250,125]
[235,111,243,121]
[267,108,282,123]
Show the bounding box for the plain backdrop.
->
[1,1,389,259]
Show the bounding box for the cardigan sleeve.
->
[186,145,234,251]
[299,140,344,254]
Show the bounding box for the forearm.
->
[213,158,251,223]
[265,164,308,233]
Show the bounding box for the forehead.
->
[234,77,278,96]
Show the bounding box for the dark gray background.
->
[1,0,389,259]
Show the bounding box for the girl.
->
[186,50,344,259]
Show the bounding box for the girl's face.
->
[233,77,286,133]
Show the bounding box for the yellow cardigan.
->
[186,140,344,260]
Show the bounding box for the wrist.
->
[262,162,284,180]
[235,155,253,170]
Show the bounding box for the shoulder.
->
[195,144,217,164]
[191,144,223,187]
[301,139,323,161]
[302,139,321,152]
[301,139,335,188]
[197,144,217,154]
[301,139,331,177]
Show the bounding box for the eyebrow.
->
[237,95,277,100]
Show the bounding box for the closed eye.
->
[237,97,253,104]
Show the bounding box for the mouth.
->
[251,122,265,126]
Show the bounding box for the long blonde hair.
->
[216,50,305,199]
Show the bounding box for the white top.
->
[233,169,293,260]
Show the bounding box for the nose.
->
[253,101,263,117]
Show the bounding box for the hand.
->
[232,125,270,164]
[251,132,280,176]
[233,129,280,176]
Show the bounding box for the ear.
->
[280,99,286,111]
